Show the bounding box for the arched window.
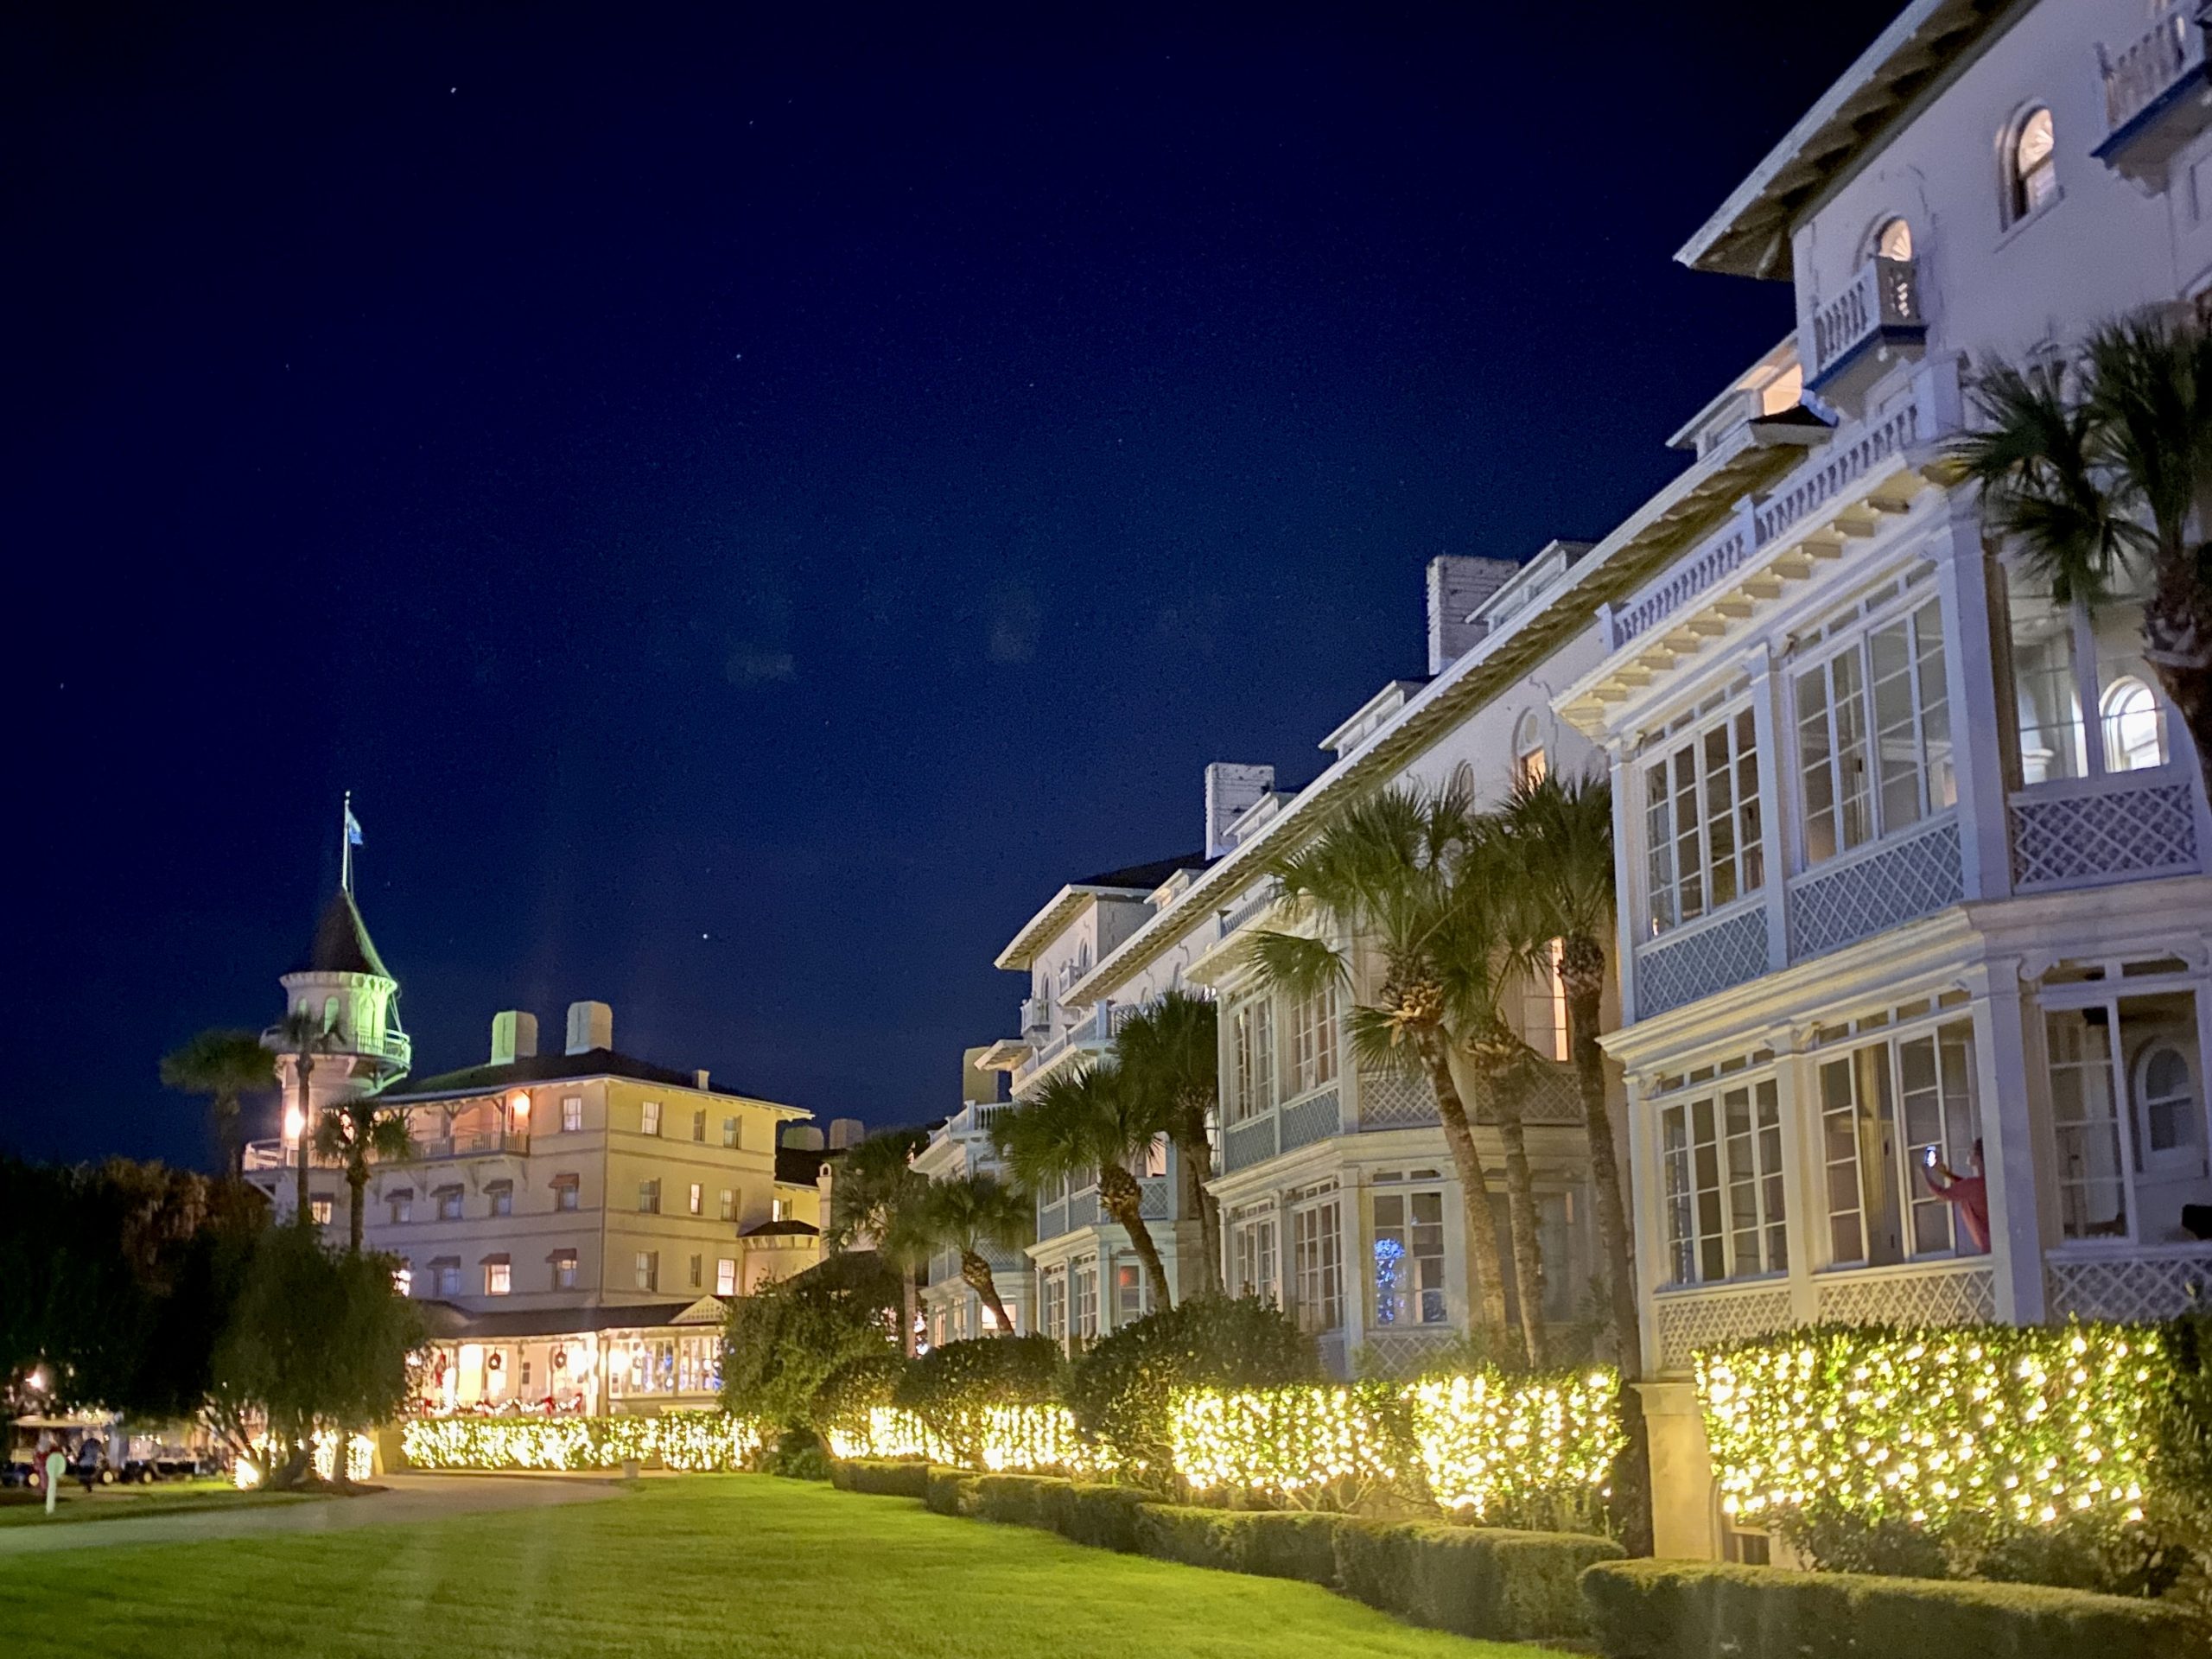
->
[1872,216,1913,264]
[2101,675,2166,772]
[1449,760,1476,801]
[1512,712,1548,788]
[2133,1039,2202,1176]
[2008,107,2056,220]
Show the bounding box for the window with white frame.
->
[554,1173,580,1211]
[1643,707,1762,934]
[1371,1181,1446,1325]
[720,1188,736,1221]
[1229,996,1276,1121]
[1232,1213,1279,1305]
[1071,1258,1099,1344]
[1041,1267,1067,1343]
[691,1109,707,1142]
[1114,1262,1147,1325]
[638,1179,661,1214]
[1817,1020,1980,1267]
[436,1185,464,1220]
[553,1249,579,1290]
[2006,106,2056,222]
[2005,560,2171,785]
[688,1182,702,1216]
[635,1250,658,1292]
[2043,985,2209,1244]
[562,1095,583,1133]
[483,1257,511,1296]
[1796,593,1955,865]
[309,1195,333,1227]
[1513,709,1548,789]
[1287,982,1338,1096]
[388,1188,414,1226]
[640,1101,661,1136]
[689,1253,702,1289]
[1291,1196,1343,1333]
[722,1116,740,1148]
[1520,939,1569,1063]
[1660,1078,1786,1285]
[716,1256,737,1295]
[487,1181,512,1217]
[434,1259,461,1298]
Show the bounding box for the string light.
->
[1408,1370,1621,1516]
[1696,1324,2163,1535]
[400,1412,761,1471]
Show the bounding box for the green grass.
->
[0,1478,320,1529]
[0,1476,1535,1657]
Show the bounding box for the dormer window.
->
[1872,216,1912,263]
[2007,108,2056,221]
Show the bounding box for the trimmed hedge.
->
[1046,1482,1149,1554]
[1134,1505,1344,1586]
[1335,1521,1623,1643]
[1580,1560,2201,1659]
[972,1473,1058,1528]
[924,1468,978,1517]
[827,1458,930,1499]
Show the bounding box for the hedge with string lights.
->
[400,1410,761,1471]
[1696,1321,2170,1565]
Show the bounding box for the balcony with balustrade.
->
[2093,3,2212,181]
[1805,256,1923,400]
[1217,1058,1586,1177]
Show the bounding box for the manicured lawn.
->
[0,1475,1533,1657]
[0,1478,320,1529]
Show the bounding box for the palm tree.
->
[1244,783,1516,1354]
[1488,770,1654,1552]
[1112,989,1224,1295]
[1949,315,2212,778]
[273,1008,336,1224]
[313,1096,414,1254]
[916,1173,1033,1334]
[159,1029,275,1181]
[995,1061,1174,1311]
[827,1128,931,1353]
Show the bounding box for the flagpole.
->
[341,791,353,895]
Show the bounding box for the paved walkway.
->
[0,1472,621,1559]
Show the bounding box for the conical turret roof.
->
[292,888,392,979]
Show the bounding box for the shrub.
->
[893,1335,1065,1466]
[1134,1505,1344,1585]
[1579,1560,2197,1659]
[925,1467,978,1517]
[766,1424,830,1481]
[971,1472,1058,1528]
[1050,1482,1149,1553]
[809,1351,907,1441]
[2152,1310,2212,1625]
[721,1251,903,1433]
[828,1458,931,1499]
[1334,1522,1621,1641]
[1067,1295,1319,1477]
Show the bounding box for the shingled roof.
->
[291,889,391,978]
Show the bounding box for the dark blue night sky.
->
[5,3,1886,1168]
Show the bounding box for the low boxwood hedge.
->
[1580,1560,2200,1659]
[971,1473,1059,1528]
[826,1458,931,1499]
[1133,1506,1344,1586]
[1047,1482,1149,1553]
[924,1468,979,1517]
[1335,1521,1623,1642]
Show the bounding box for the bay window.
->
[1041,1267,1067,1344]
[1229,997,1276,1121]
[2005,560,2170,785]
[1071,1258,1099,1344]
[1643,707,1763,935]
[1660,1078,1786,1285]
[1232,1212,1279,1305]
[1796,593,1955,864]
[1372,1183,1446,1324]
[1817,1020,1979,1267]
[1291,1194,1343,1333]
[2044,988,2209,1244]
[1287,982,1338,1096]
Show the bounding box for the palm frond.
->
[1237,929,1348,1000]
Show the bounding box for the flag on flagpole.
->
[345,804,364,847]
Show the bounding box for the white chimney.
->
[1426,556,1520,674]
[490,1011,539,1065]
[827,1117,866,1150]
[785,1125,826,1152]
[1204,762,1275,859]
[564,1000,613,1056]
[693,1068,711,1091]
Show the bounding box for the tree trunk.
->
[1474,1042,1548,1370]
[1173,1103,1224,1297]
[1562,933,1652,1556]
[961,1251,1015,1335]
[1420,1034,1510,1348]
[2142,547,2212,787]
[294,1052,315,1225]
[1098,1165,1173,1311]
[346,1154,368,1255]
[902,1271,919,1357]
[216,1095,244,1184]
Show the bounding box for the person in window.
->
[1923,1139,1990,1253]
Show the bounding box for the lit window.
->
[484,1260,512,1296]
[1521,939,1569,1063]
[1873,216,1912,263]
[1372,1188,1446,1325]
[720,1188,737,1221]
[2101,676,2167,773]
[2005,561,2171,786]
[309,1195,333,1227]
[552,1250,579,1290]
[692,1109,707,1143]
[555,1175,580,1211]
[1644,708,1763,931]
[721,1116,739,1148]
[2044,992,2209,1242]
[1512,709,1548,788]
[2010,107,2056,220]
[715,1257,737,1295]
[1819,1022,1980,1265]
[1114,1262,1147,1325]
[688,1183,702,1216]
[635,1250,658,1292]
[640,1101,661,1136]
[561,1096,583,1134]
[639,1179,661,1214]
[770,1195,785,1221]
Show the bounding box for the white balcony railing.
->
[2099,4,2205,143]
[1808,256,1921,386]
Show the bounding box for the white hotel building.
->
[950,0,2212,1560]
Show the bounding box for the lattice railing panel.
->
[1789,821,1962,962]
[1067,1191,1099,1230]
[1636,907,1769,1020]
[1356,1070,1440,1130]
[2046,1251,2212,1322]
[1813,1262,1994,1328]
[1138,1176,1172,1220]
[1223,1116,1279,1173]
[1038,1201,1067,1240]
[2011,781,2199,888]
[1361,1326,1465,1378]
[1279,1088,1341,1154]
[1654,1285,1795,1376]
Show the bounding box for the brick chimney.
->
[1204,762,1275,859]
[1426,556,1520,673]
